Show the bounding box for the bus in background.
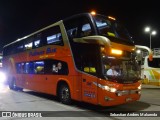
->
[3,13,148,106]
[141,48,160,86]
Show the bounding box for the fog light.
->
[137,91,141,94]
[105,96,114,101]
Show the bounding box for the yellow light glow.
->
[111,49,123,55]
[91,11,96,15]
[108,16,116,20]
[101,47,105,52]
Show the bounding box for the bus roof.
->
[3,13,93,49]
[3,20,63,48]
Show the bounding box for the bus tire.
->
[9,78,17,90]
[9,78,23,91]
[58,84,71,104]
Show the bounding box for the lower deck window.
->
[16,59,68,75]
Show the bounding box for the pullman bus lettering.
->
[46,48,57,54]
[29,51,45,56]
[29,48,57,56]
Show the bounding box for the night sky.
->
[0,0,160,52]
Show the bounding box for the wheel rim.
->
[61,87,70,102]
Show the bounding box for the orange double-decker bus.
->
[3,13,143,106]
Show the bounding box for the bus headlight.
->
[111,48,123,55]
[0,71,6,83]
[110,88,117,92]
[104,86,110,91]
[104,86,117,93]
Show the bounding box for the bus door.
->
[71,43,100,104]
[81,55,98,104]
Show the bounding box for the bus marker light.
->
[90,11,96,15]
[108,16,116,20]
[111,49,123,55]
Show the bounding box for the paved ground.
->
[142,84,160,88]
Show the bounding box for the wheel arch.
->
[56,80,72,98]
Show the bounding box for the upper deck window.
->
[44,26,63,45]
[93,15,132,41]
[25,42,33,50]
[47,33,62,44]
[64,15,93,39]
[34,40,40,47]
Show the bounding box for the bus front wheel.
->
[59,84,71,104]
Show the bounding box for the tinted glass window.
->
[44,26,63,45]
[24,62,34,74]
[24,36,34,50]
[64,16,93,39]
[16,60,68,75]
[34,40,40,48]
[33,33,41,48]
[45,60,69,75]
[34,61,44,74]
[16,62,25,74]
[148,58,160,68]
[25,42,33,50]
[94,16,114,36]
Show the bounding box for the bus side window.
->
[34,61,44,74]
[45,60,69,75]
[34,40,41,48]
[16,63,25,74]
[24,36,34,50]
[81,23,92,37]
[56,62,69,75]
[33,33,41,48]
[15,41,24,53]
[43,26,64,46]
[16,63,21,74]
[64,16,94,39]
[23,62,35,74]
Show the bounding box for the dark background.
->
[0,0,160,52]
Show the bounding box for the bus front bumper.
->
[99,89,141,106]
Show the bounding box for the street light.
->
[144,27,157,49]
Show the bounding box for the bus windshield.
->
[148,57,160,68]
[93,15,132,42]
[102,53,141,83]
